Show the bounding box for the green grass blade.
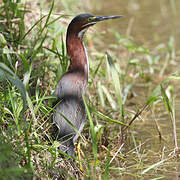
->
[106,53,122,109]
[83,96,98,161]
[102,85,116,109]
[147,74,180,105]
[104,147,111,180]
[141,158,170,175]
[92,109,126,125]
[0,63,27,112]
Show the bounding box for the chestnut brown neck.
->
[66,33,88,79]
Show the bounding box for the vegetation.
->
[0,0,180,179]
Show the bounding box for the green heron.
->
[53,13,123,156]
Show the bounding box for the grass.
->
[0,0,180,179]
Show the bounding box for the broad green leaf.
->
[0,63,27,112]
[147,74,180,105]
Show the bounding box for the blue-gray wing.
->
[53,96,86,156]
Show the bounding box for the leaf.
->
[0,62,15,76]
[0,63,27,112]
[93,109,126,126]
[83,96,98,161]
[0,48,16,54]
[6,74,27,112]
[136,46,150,54]
[0,69,6,81]
[106,53,122,108]
[160,84,172,113]
[101,85,116,109]
[141,158,169,175]
[146,74,180,105]
[129,58,140,65]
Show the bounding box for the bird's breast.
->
[54,72,87,99]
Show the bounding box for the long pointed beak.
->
[93,15,124,22]
[82,15,124,28]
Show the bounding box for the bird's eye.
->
[87,17,96,22]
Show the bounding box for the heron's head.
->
[67,13,123,39]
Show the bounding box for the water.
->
[92,0,180,48]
